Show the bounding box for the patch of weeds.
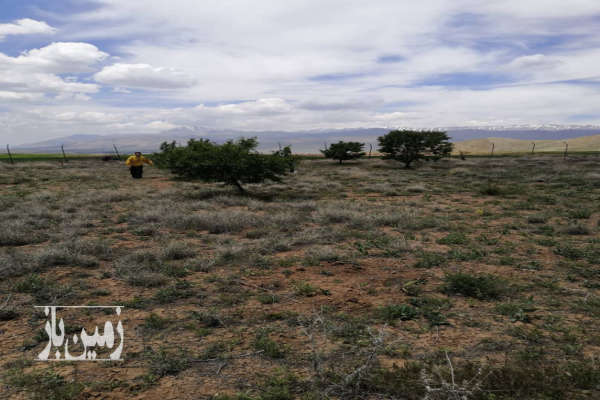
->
[190,310,223,327]
[571,296,600,317]
[479,182,504,196]
[35,246,98,269]
[160,241,195,260]
[5,367,83,400]
[507,326,544,343]
[254,329,287,358]
[132,225,159,237]
[0,227,47,246]
[401,278,427,297]
[185,257,216,273]
[342,362,425,399]
[252,370,300,400]
[303,246,342,265]
[410,296,452,326]
[533,224,555,236]
[257,292,280,304]
[126,272,169,288]
[249,254,273,270]
[14,273,73,303]
[527,214,547,224]
[568,207,592,219]
[498,255,516,266]
[554,244,584,260]
[517,260,543,271]
[201,341,228,360]
[383,237,412,257]
[476,234,499,245]
[414,250,446,268]
[143,313,170,330]
[123,296,149,309]
[535,237,557,247]
[153,280,195,304]
[563,224,590,235]
[331,319,368,343]
[437,232,469,245]
[446,247,487,261]
[495,300,535,322]
[377,304,418,323]
[442,272,506,300]
[292,281,320,297]
[146,347,190,379]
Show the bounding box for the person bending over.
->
[125,151,153,179]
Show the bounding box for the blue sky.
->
[1,0,600,145]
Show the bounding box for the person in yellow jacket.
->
[125,152,153,179]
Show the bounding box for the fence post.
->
[113,144,122,161]
[490,143,495,157]
[6,144,14,164]
[531,142,535,155]
[563,142,568,160]
[61,145,68,163]
[368,143,372,158]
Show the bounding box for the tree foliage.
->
[153,137,294,193]
[377,130,452,168]
[321,141,366,164]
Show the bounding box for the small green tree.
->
[272,145,298,172]
[378,130,452,168]
[153,137,292,193]
[321,141,365,164]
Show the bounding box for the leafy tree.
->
[423,130,453,161]
[153,137,292,193]
[321,141,366,164]
[272,145,298,172]
[377,130,452,168]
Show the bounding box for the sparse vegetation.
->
[1,155,599,399]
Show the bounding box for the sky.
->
[1,0,600,145]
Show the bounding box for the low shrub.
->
[442,272,506,300]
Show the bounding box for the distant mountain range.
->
[11,126,600,154]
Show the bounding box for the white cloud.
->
[0,70,99,95]
[0,91,44,101]
[94,63,196,89]
[5,42,109,74]
[207,98,293,115]
[145,120,181,130]
[0,42,106,101]
[0,18,56,40]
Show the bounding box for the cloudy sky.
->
[2,0,600,145]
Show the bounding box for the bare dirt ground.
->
[1,156,599,399]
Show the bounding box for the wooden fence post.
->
[531,142,535,155]
[61,145,68,163]
[6,144,14,164]
[490,143,495,157]
[113,144,122,161]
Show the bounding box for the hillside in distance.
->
[454,134,600,154]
